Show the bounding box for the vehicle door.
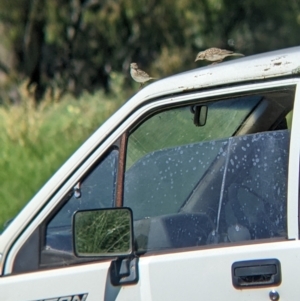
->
[121,79,300,300]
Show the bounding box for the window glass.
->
[126,96,262,169]
[45,149,118,253]
[124,91,294,252]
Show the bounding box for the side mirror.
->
[73,207,133,257]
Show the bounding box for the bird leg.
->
[210,60,222,65]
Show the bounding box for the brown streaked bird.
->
[130,62,155,88]
[195,47,244,64]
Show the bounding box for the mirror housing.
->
[73,207,133,257]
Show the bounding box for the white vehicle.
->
[1,46,300,301]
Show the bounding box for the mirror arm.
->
[110,255,139,286]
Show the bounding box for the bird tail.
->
[231,53,244,57]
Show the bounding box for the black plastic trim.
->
[232,258,281,288]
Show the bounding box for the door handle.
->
[232,259,281,288]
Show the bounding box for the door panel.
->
[2,263,110,301]
[3,241,299,301]
[138,241,300,300]
[2,262,142,301]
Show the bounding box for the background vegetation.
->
[0,75,126,229]
[1,0,300,229]
[1,0,300,103]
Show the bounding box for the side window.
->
[124,89,294,252]
[40,149,119,267]
[44,149,118,254]
[13,149,119,273]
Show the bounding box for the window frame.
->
[4,78,300,274]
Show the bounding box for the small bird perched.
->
[130,62,155,88]
[195,47,244,64]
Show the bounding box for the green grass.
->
[74,209,131,255]
[0,78,128,230]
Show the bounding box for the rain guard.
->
[124,130,289,251]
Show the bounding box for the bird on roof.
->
[130,63,156,88]
[195,47,244,64]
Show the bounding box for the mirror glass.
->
[73,208,133,257]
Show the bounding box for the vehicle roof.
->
[129,46,300,103]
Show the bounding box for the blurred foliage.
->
[0,75,126,230]
[0,0,300,103]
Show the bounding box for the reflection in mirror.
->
[73,208,133,257]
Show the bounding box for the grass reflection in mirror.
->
[74,208,132,257]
